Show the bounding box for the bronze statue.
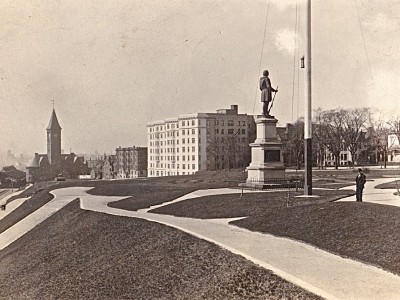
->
[260,70,278,116]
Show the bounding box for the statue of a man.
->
[260,70,278,116]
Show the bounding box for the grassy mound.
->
[0,200,320,300]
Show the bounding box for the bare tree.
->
[314,108,346,169]
[206,137,222,170]
[342,108,371,165]
[281,119,304,169]
[369,111,391,167]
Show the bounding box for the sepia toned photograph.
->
[1,0,400,299]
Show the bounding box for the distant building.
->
[0,166,26,188]
[103,155,117,179]
[26,109,88,182]
[115,146,147,178]
[89,154,117,180]
[147,105,256,177]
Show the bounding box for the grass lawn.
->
[149,189,355,219]
[233,202,400,276]
[0,200,321,300]
[0,171,244,234]
[150,187,400,276]
[375,179,400,189]
[4,169,400,278]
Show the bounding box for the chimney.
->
[231,105,238,114]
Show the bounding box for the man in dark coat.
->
[356,168,367,202]
[260,70,278,116]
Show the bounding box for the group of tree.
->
[282,107,400,169]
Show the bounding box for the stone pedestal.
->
[245,115,285,188]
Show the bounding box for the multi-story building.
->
[115,146,147,178]
[147,105,256,177]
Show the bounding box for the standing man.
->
[356,168,366,202]
[260,70,278,116]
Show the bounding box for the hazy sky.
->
[1,0,400,155]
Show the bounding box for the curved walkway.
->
[338,177,400,206]
[1,181,400,299]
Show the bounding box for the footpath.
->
[0,186,31,223]
[1,180,400,299]
[338,177,400,206]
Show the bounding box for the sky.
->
[1,0,400,155]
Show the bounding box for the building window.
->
[182,147,185,152]
[228,120,234,126]
[241,129,246,134]
[192,164,195,170]
[192,138,195,143]
[182,138,185,144]
[192,129,195,134]
[215,128,219,134]
[228,129,234,134]
[192,146,195,152]
[192,120,195,126]
[192,155,195,160]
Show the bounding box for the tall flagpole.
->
[304,0,312,195]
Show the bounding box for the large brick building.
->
[147,105,256,177]
[115,146,147,178]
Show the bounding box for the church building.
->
[26,109,88,183]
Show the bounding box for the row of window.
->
[149,118,250,134]
[210,128,246,135]
[150,154,199,162]
[150,146,199,154]
[149,128,200,140]
[150,163,198,170]
[150,170,196,176]
[150,137,200,147]
[148,120,199,133]
[207,120,246,126]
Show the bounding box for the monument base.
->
[242,115,287,190]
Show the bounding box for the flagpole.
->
[304,0,312,195]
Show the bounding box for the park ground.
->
[0,167,400,299]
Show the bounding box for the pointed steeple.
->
[47,109,62,130]
[47,109,62,165]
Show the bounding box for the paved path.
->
[338,177,400,206]
[2,182,400,299]
[0,186,32,221]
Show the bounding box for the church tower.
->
[47,109,62,165]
